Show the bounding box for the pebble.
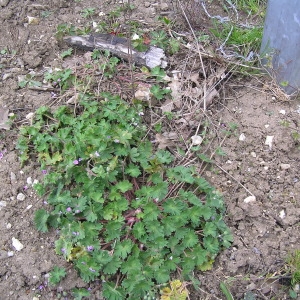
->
[144,1,151,7]
[244,195,256,203]
[279,209,286,219]
[239,133,246,141]
[7,251,14,257]
[27,177,33,185]
[0,200,7,210]
[280,163,290,170]
[12,237,24,251]
[0,250,7,260]
[250,152,257,158]
[2,73,12,80]
[265,135,274,149]
[10,172,16,183]
[17,193,26,201]
[0,0,10,7]
[160,2,169,10]
[6,223,11,229]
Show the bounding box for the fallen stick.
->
[64,34,168,69]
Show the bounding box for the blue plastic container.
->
[260,0,300,95]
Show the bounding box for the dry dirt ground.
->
[0,0,299,299]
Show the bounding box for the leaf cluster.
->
[17,92,232,299]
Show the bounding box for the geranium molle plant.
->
[17,92,232,299]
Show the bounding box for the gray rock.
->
[160,2,169,11]
[2,73,12,80]
[17,193,25,201]
[0,0,10,7]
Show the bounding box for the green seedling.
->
[49,266,67,285]
[44,68,75,90]
[60,48,73,59]
[151,30,169,49]
[150,84,171,100]
[81,7,96,18]
[18,74,42,88]
[40,10,52,18]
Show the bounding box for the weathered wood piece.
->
[64,34,168,69]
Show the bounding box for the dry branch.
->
[64,34,168,69]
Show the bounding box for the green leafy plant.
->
[210,21,263,57]
[49,266,67,285]
[60,48,73,59]
[72,287,91,300]
[100,56,120,78]
[160,280,188,300]
[286,250,300,298]
[17,91,232,299]
[40,10,52,18]
[150,85,171,100]
[44,68,75,90]
[18,74,42,88]
[151,30,169,49]
[81,7,96,18]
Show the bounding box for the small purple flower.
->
[23,185,28,191]
[66,207,72,212]
[51,92,57,98]
[0,150,6,159]
[78,158,83,162]
[42,169,47,175]
[72,231,80,236]
[57,78,61,82]
[75,209,81,214]
[39,285,44,290]
[95,151,100,157]
[43,201,48,205]
[73,159,79,165]
[89,267,96,272]
[61,248,67,254]
[86,246,94,252]
[114,139,120,143]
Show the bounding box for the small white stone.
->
[20,170,24,174]
[280,163,290,170]
[6,223,12,229]
[243,195,256,203]
[265,136,274,149]
[27,16,40,25]
[132,33,139,40]
[10,172,17,182]
[26,205,33,210]
[191,135,203,145]
[279,209,286,219]
[264,124,270,128]
[0,201,7,210]
[264,166,269,170]
[239,133,246,141]
[12,237,24,251]
[17,193,26,201]
[0,0,10,7]
[7,251,14,257]
[27,177,33,185]
[33,179,39,185]
[279,109,286,115]
[250,152,257,158]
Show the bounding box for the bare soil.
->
[0,1,299,299]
